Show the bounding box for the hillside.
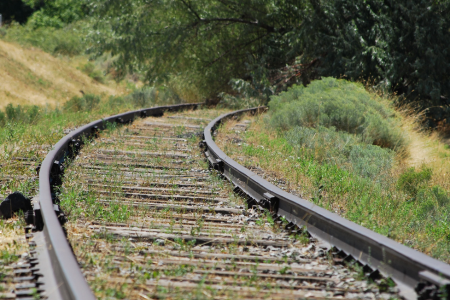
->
[0,40,122,109]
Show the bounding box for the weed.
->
[63,94,101,112]
[397,167,432,197]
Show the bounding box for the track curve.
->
[26,104,450,300]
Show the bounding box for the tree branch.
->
[200,17,276,32]
[205,32,271,68]
[179,0,201,20]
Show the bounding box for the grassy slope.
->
[216,85,450,262]
[0,40,122,109]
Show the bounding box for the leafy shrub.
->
[286,126,394,180]
[79,63,105,83]
[63,94,100,112]
[0,104,41,126]
[269,78,405,150]
[397,167,433,197]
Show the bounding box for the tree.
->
[24,0,87,28]
[89,0,450,111]
[88,0,308,100]
[300,0,450,105]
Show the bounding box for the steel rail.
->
[202,107,450,300]
[36,103,202,300]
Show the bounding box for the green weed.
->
[397,167,432,197]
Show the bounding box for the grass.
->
[0,39,123,110]
[215,78,450,262]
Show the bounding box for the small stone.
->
[154,239,165,246]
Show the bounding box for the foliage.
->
[416,185,450,219]
[4,0,450,108]
[397,167,433,197]
[3,22,85,56]
[301,0,450,103]
[269,77,404,150]
[23,0,87,28]
[63,94,101,112]
[217,79,266,109]
[86,0,450,108]
[285,125,394,180]
[108,86,183,109]
[87,0,308,100]
[79,62,105,83]
[0,103,40,126]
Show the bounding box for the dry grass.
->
[0,40,125,109]
[393,108,450,191]
[0,217,28,253]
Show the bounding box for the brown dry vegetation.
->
[0,40,124,109]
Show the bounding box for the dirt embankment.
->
[0,40,121,109]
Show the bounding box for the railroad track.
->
[16,104,450,300]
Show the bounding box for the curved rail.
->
[36,103,202,300]
[202,107,450,299]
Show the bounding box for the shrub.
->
[63,94,100,112]
[79,63,105,83]
[397,167,433,197]
[285,125,394,180]
[269,78,405,150]
[1,104,41,126]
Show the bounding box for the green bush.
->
[286,125,394,180]
[269,78,405,150]
[0,104,41,126]
[63,94,100,112]
[397,167,433,197]
[79,63,105,83]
